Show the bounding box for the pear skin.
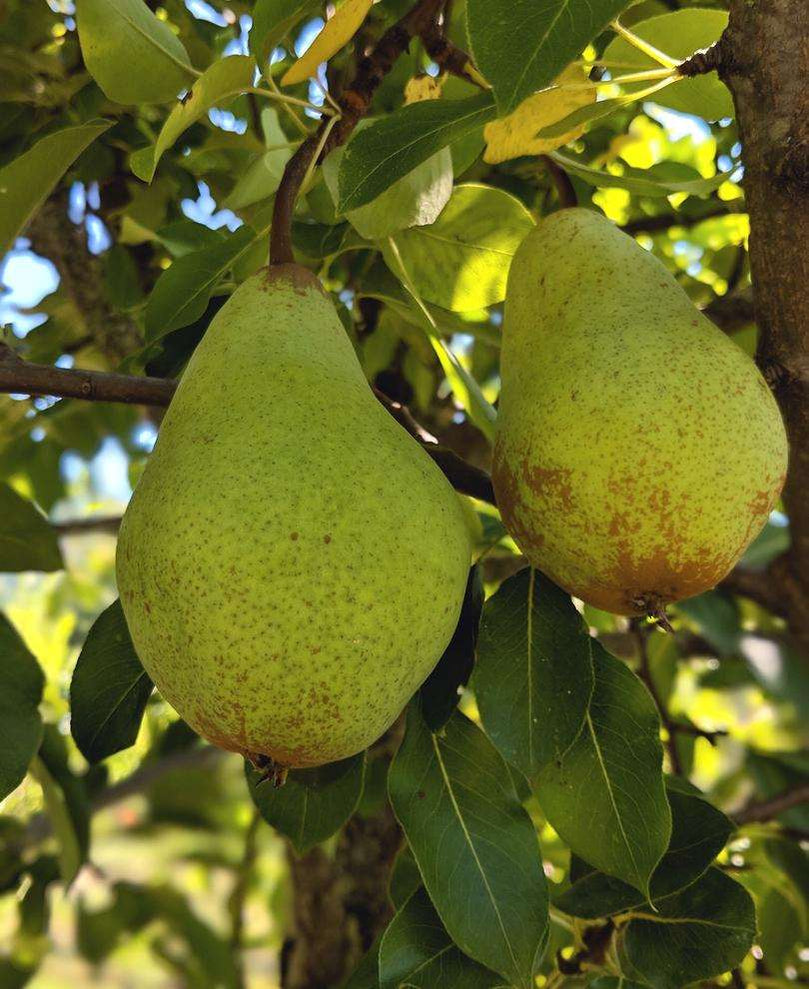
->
[493,209,788,615]
[117,265,470,767]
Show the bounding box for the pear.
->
[493,209,788,615]
[117,265,470,768]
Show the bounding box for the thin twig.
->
[53,516,122,536]
[735,783,809,825]
[0,350,495,504]
[269,0,445,265]
[229,807,262,989]
[632,619,683,775]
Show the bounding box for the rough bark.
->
[721,1,809,656]
[281,763,402,988]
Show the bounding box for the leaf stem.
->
[610,20,679,69]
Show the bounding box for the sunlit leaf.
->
[76,0,194,104]
[603,9,733,120]
[282,0,372,85]
[132,55,256,183]
[0,613,44,801]
[483,66,597,163]
[382,184,534,312]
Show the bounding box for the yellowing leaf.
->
[282,0,372,85]
[483,65,596,164]
[404,74,444,104]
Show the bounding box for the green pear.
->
[117,265,470,768]
[493,208,788,615]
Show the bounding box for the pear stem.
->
[269,0,446,266]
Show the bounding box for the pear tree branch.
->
[270,0,445,265]
[0,346,495,504]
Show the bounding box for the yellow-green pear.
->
[117,265,470,767]
[493,209,788,615]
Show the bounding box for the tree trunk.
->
[721,0,809,656]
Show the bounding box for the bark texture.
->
[721,0,809,655]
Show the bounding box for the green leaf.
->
[29,726,90,885]
[250,0,318,68]
[70,600,153,764]
[0,120,112,256]
[555,778,733,918]
[0,483,63,573]
[677,590,741,657]
[467,0,631,115]
[603,10,733,120]
[324,138,453,241]
[144,226,259,341]
[343,937,382,989]
[337,94,496,212]
[388,707,548,988]
[617,868,756,989]
[389,846,423,910]
[379,887,506,988]
[536,82,681,140]
[536,642,671,899]
[551,151,730,198]
[0,613,44,801]
[76,0,194,104]
[245,753,365,854]
[474,568,594,780]
[132,55,256,182]
[420,566,484,731]
[382,183,534,312]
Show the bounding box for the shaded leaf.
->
[30,726,90,885]
[70,600,153,763]
[250,0,318,68]
[474,568,593,780]
[76,0,194,104]
[617,868,756,989]
[144,226,259,341]
[420,565,484,731]
[379,887,506,988]
[245,753,365,854]
[389,846,422,910]
[467,0,631,115]
[343,937,382,989]
[0,613,44,801]
[337,94,496,212]
[0,120,111,256]
[0,483,63,573]
[388,706,548,988]
[536,642,670,898]
[555,777,733,918]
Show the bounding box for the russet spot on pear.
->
[493,208,788,615]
